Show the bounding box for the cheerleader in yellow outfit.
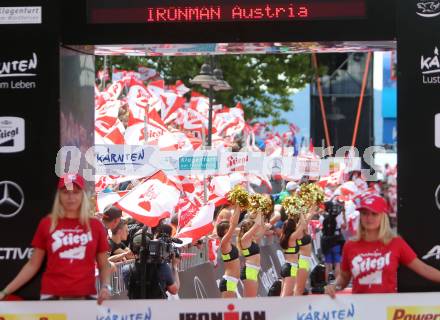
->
[216,204,241,298]
[294,210,315,296]
[237,212,264,297]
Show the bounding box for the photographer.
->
[320,199,347,283]
[127,223,180,299]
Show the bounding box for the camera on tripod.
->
[142,234,181,264]
[130,227,181,264]
[127,226,182,299]
[324,200,344,217]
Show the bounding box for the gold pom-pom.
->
[248,194,273,219]
[281,195,306,220]
[227,185,249,209]
[298,183,325,209]
[89,195,97,216]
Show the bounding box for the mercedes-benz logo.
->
[0,181,25,218]
[269,157,283,175]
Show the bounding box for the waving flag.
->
[124,109,175,147]
[103,120,125,144]
[147,80,165,112]
[181,108,208,132]
[101,80,124,101]
[318,169,344,188]
[168,80,190,96]
[160,92,186,124]
[171,131,203,151]
[189,91,210,118]
[175,203,215,241]
[176,199,200,230]
[95,100,122,137]
[96,191,128,213]
[115,171,180,227]
[138,66,158,81]
[126,84,150,125]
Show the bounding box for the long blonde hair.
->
[354,212,395,244]
[50,189,91,232]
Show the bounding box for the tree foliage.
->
[96,54,317,125]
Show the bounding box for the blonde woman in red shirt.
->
[0,174,111,303]
[325,194,440,297]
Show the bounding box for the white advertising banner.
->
[66,145,333,178]
[1,292,439,320]
[0,7,41,24]
[292,157,322,178]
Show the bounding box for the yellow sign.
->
[0,314,67,320]
[387,306,440,320]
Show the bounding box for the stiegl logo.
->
[416,0,440,18]
[0,117,25,153]
[421,47,440,84]
[179,304,265,320]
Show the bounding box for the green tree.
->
[96,54,317,125]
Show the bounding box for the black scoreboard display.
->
[87,0,367,24]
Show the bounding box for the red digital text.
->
[146,4,310,23]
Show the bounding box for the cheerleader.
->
[294,210,315,296]
[216,204,241,298]
[279,215,305,296]
[237,212,264,297]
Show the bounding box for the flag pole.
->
[144,104,149,144]
[101,55,107,91]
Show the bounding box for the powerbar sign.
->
[0,7,41,24]
[0,247,33,260]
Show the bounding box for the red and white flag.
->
[168,80,190,96]
[189,91,209,118]
[181,108,207,132]
[170,130,203,151]
[126,84,150,125]
[95,101,121,138]
[175,203,215,242]
[101,80,124,101]
[161,92,186,124]
[208,238,220,266]
[115,171,180,227]
[176,198,200,230]
[103,120,125,144]
[138,66,158,81]
[96,191,128,213]
[125,109,171,145]
[318,169,344,188]
[147,80,165,112]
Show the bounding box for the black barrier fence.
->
[105,242,285,299]
[396,1,440,292]
[0,33,60,298]
[178,262,221,299]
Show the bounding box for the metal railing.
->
[99,240,211,296]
